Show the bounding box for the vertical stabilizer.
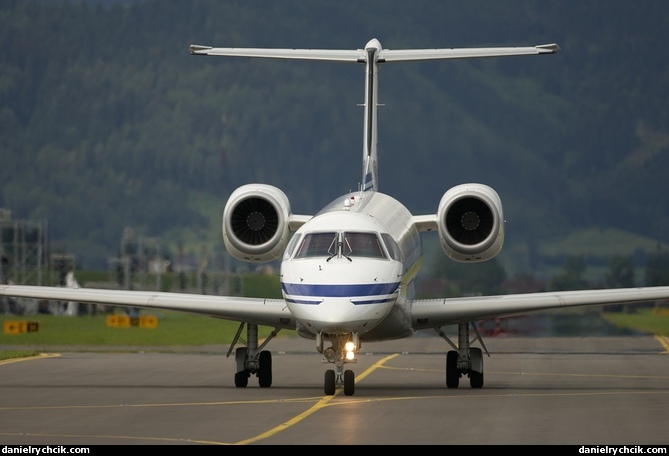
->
[361,39,382,193]
[189,39,559,196]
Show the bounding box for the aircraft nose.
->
[311,296,392,335]
[318,298,354,323]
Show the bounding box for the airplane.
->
[3,38,669,396]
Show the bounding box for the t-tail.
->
[190,39,559,194]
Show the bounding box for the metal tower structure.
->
[0,209,47,286]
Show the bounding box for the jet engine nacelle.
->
[222,184,292,263]
[436,183,505,262]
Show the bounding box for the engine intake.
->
[223,184,292,262]
[437,183,504,262]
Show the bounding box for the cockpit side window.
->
[381,233,402,261]
[283,233,302,260]
[295,232,337,258]
[343,232,385,258]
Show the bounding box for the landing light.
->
[345,341,356,360]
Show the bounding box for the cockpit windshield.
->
[294,231,386,259]
[294,232,337,258]
[343,232,385,258]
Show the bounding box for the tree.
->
[645,245,669,287]
[604,255,635,312]
[427,254,507,297]
[604,255,635,288]
[549,254,589,291]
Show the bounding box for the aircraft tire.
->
[470,370,484,388]
[344,369,355,396]
[446,350,459,388]
[258,350,272,387]
[235,370,249,388]
[469,347,484,388]
[324,369,336,395]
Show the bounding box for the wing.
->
[0,285,295,329]
[411,286,669,330]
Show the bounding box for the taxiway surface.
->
[1,335,668,445]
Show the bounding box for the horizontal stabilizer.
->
[188,44,363,62]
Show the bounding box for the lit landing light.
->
[345,341,356,360]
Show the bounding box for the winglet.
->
[189,45,213,55]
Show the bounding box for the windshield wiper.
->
[326,239,352,262]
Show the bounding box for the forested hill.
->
[1,0,668,273]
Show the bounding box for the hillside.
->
[1,0,668,280]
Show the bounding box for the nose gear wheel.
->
[322,333,357,396]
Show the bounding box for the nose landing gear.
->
[320,332,358,396]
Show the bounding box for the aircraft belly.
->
[359,302,415,341]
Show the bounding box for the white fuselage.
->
[280,190,422,341]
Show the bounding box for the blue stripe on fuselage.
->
[282,282,399,298]
[285,297,394,305]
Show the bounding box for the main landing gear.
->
[228,322,281,388]
[436,322,488,389]
[319,332,359,396]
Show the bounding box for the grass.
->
[0,350,42,361]
[0,272,285,362]
[539,227,668,257]
[0,310,283,352]
[2,307,668,362]
[601,307,669,336]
